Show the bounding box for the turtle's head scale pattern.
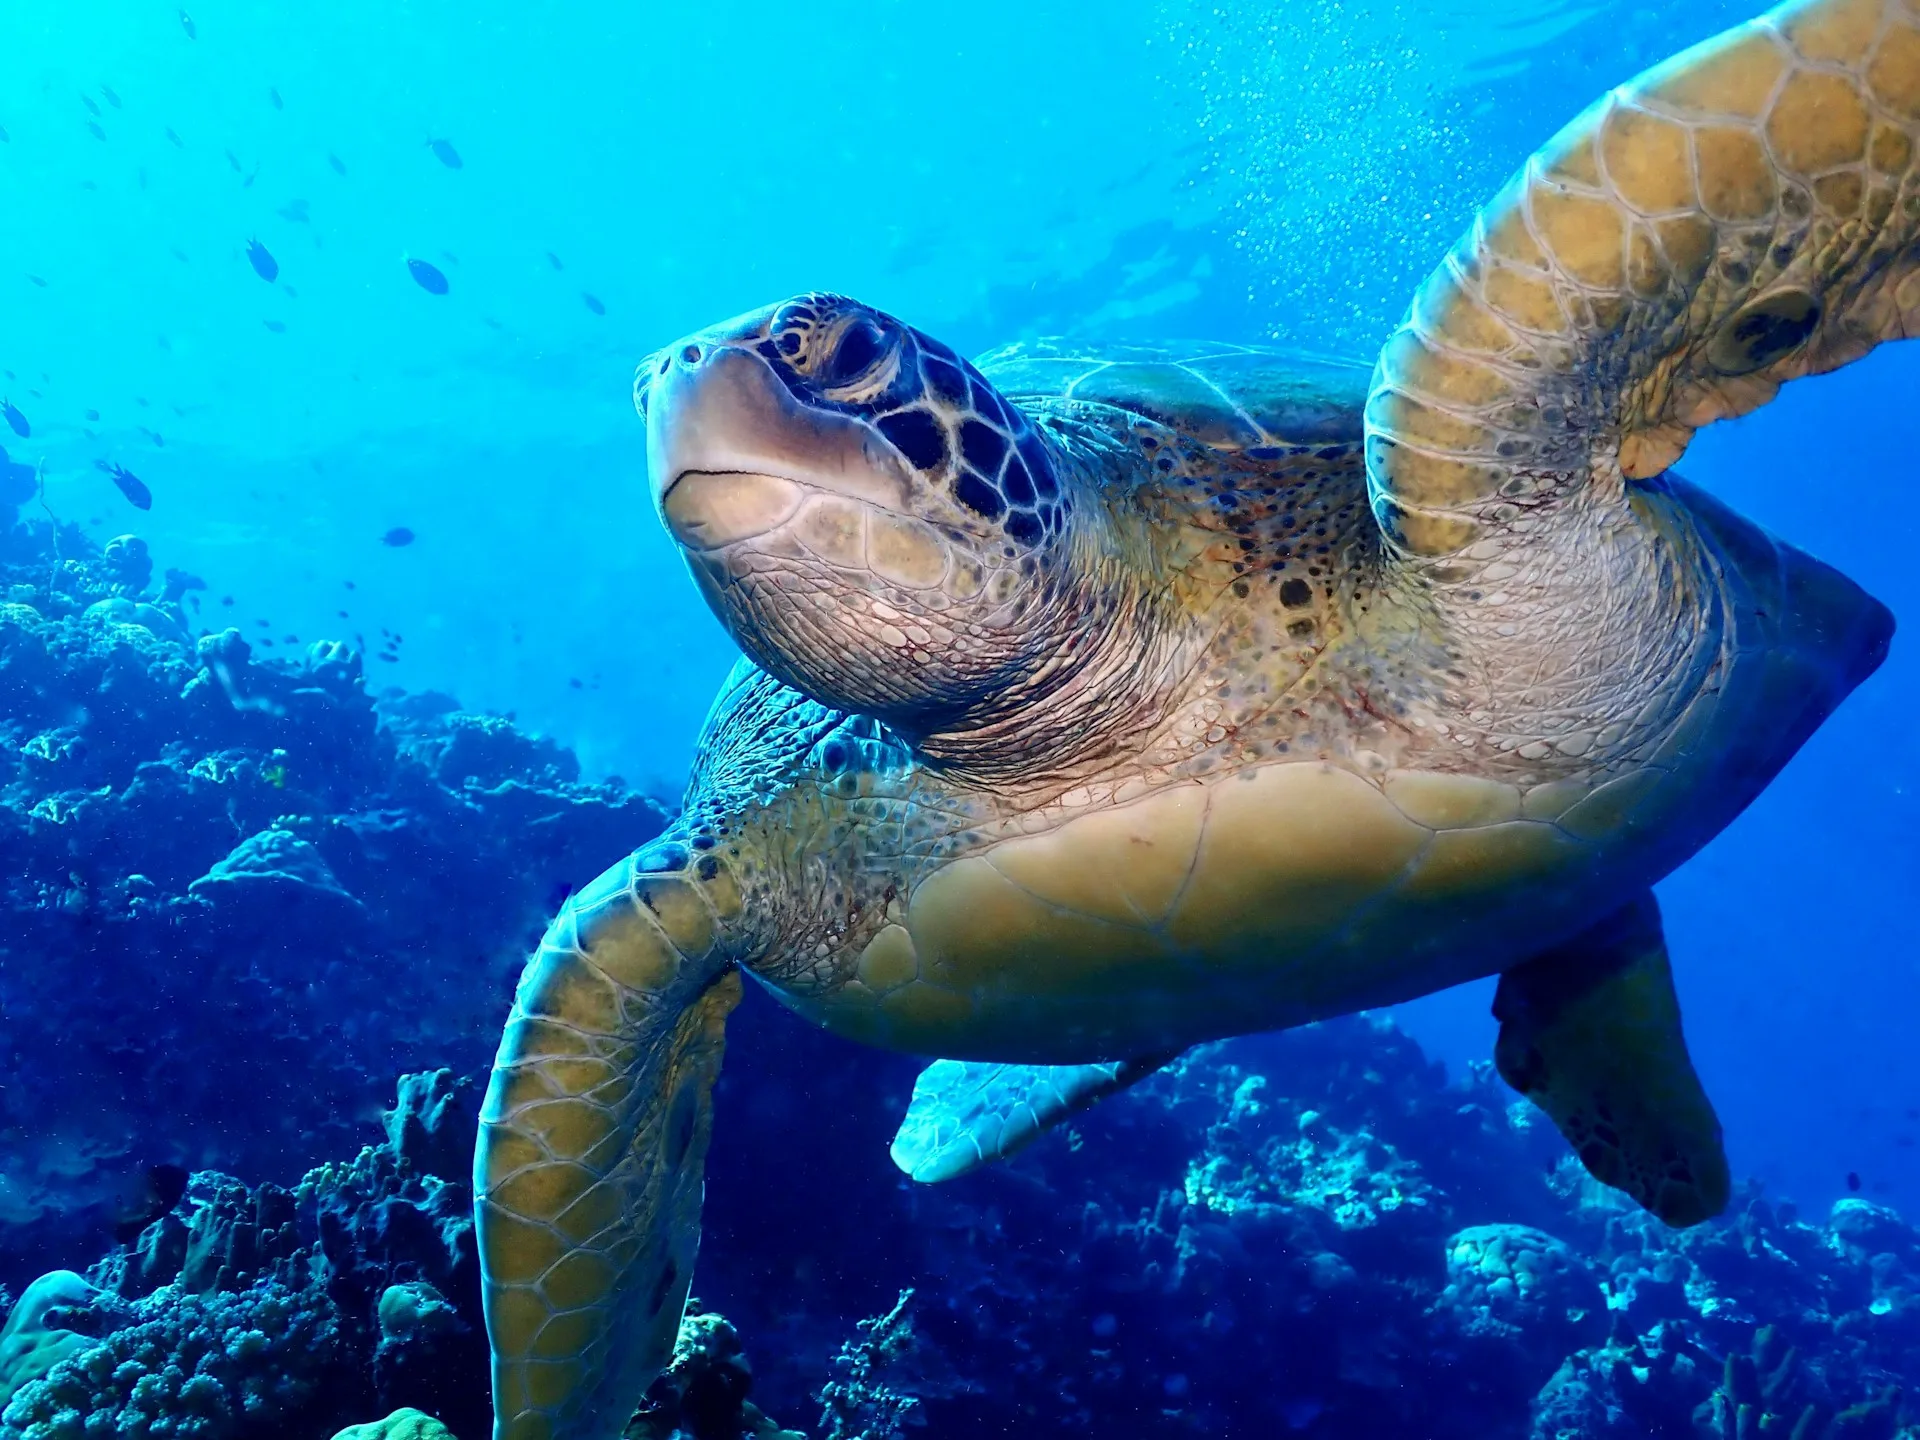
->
[639,293,1101,737]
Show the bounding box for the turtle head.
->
[641,294,1081,733]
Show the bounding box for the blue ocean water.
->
[3,1,1918,1436]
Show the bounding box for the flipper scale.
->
[476,848,740,1440]
[891,1053,1177,1182]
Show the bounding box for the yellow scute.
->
[905,857,1163,997]
[1383,770,1521,829]
[1167,764,1427,955]
[985,783,1208,926]
[1400,820,1580,900]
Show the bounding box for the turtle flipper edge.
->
[890,1052,1179,1182]
[475,845,742,1440]
[1369,0,1920,558]
[1493,892,1729,1228]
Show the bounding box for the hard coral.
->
[0,1276,344,1440]
[329,1411,454,1440]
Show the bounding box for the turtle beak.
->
[640,327,914,552]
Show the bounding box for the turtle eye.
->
[821,317,891,387]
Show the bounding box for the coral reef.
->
[814,1291,928,1440]
[11,1023,1915,1440]
[0,512,665,1278]
[691,1013,1920,1440]
[0,1070,480,1440]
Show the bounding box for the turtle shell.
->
[974,339,1370,453]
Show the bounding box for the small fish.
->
[278,198,309,223]
[268,87,283,110]
[246,238,278,282]
[165,127,183,148]
[0,124,9,143]
[582,292,605,316]
[141,427,165,447]
[95,459,153,510]
[26,275,46,288]
[327,152,346,175]
[100,85,121,109]
[111,1163,190,1244]
[281,283,297,298]
[84,409,99,421]
[427,137,462,169]
[220,595,234,606]
[87,121,106,141]
[263,319,286,333]
[1847,1171,1863,1192]
[406,258,448,295]
[180,10,196,39]
[225,150,242,173]
[381,526,415,547]
[170,247,188,262]
[546,251,564,270]
[82,96,101,118]
[569,677,583,689]
[2,399,28,437]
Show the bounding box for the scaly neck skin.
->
[1382,470,1724,777]
[908,438,1188,792]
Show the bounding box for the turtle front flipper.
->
[475,843,742,1440]
[1369,0,1920,557]
[1494,892,1729,1228]
[890,1053,1179,1182]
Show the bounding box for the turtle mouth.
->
[646,341,914,541]
[660,469,806,550]
[663,467,960,591]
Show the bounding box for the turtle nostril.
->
[680,343,703,366]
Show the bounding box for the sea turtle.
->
[474,1,1914,1434]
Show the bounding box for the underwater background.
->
[1,1,1917,1437]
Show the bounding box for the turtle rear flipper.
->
[890,1052,1179,1182]
[1369,0,1920,558]
[1494,892,1729,1227]
[475,846,741,1440]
